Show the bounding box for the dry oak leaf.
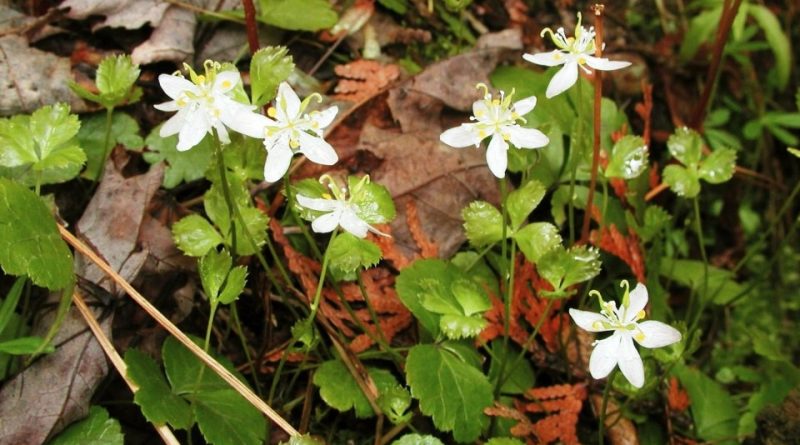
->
[334,60,400,103]
[131,5,195,65]
[60,0,170,30]
[591,394,640,445]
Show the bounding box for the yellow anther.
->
[221,80,232,89]
[289,139,300,149]
[577,56,587,65]
[322,193,332,200]
[635,332,646,342]
[636,310,646,321]
[267,107,278,118]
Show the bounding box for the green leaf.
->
[77,112,144,180]
[172,215,224,257]
[143,125,214,189]
[0,277,25,334]
[485,439,525,445]
[328,232,382,281]
[679,7,721,62]
[48,406,124,445]
[350,176,396,225]
[0,336,54,355]
[0,179,73,290]
[95,54,141,107]
[667,127,703,165]
[377,384,412,424]
[313,360,399,418]
[258,0,338,31]
[788,147,800,158]
[513,222,561,263]
[193,389,266,445]
[124,349,193,430]
[638,205,672,243]
[393,434,445,445]
[506,179,546,230]
[198,249,246,305]
[378,0,407,14]
[218,266,247,305]
[406,344,493,443]
[748,5,791,90]
[250,47,295,106]
[537,246,601,297]
[673,364,738,444]
[663,164,701,198]
[698,148,736,184]
[659,258,746,304]
[487,341,534,395]
[606,135,648,179]
[396,260,448,336]
[204,178,269,256]
[462,201,503,247]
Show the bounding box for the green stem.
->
[230,303,263,396]
[95,107,115,184]
[686,197,709,334]
[284,174,324,261]
[310,231,337,320]
[203,302,218,352]
[496,298,556,390]
[568,78,584,245]
[598,370,616,445]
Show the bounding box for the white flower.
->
[569,281,681,388]
[295,176,385,239]
[439,84,549,178]
[523,13,631,98]
[155,61,268,151]
[261,82,339,183]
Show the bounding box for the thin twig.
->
[72,291,181,445]
[241,0,260,55]
[58,224,300,437]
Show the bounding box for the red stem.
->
[580,4,605,244]
[242,0,260,55]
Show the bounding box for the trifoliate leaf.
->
[487,341,534,395]
[450,279,491,315]
[172,215,224,257]
[313,360,399,418]
[406,344,492,443]
[0,179,73,290]
[392,434,445,445]
[667,127,703,166]
[77,112,144,180]
[250,46,295,106]
[513,222,561,263]
[48,406,124,445]
[506,179,546,230]
[664,164,701,198]
[377,384,412,424]
[328,232,382,281]
[124,349,193,430]
[462,201,503,247]
[699,148,736,184]
[220,134,267,183]
[95,54,141,107]
[0,104,86,187]
[198,248,246,305]
[193,389,266,445]
[439,314,487,340]
[259,0,338,31]
[637,205,672,243]
[350,176,396,225]
[413,266,490,340]
[218,266,246,305]
[537,246,601,297]
[204,179,269,256]
[396,260,450,337]
[606,135,648,179]
[143,124,213,188]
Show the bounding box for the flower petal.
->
[263,144,293,183]
[624,282,649,323]
[159,108,190,137]
[512,96,537,116]
[154,100,180,112]
[569,308,612,333]
[298,131,338,165]
[310,106,338,131]
[440,124,481,148]
[176,109,210,151]
[311,211,340,234]
[340,208,370,238]
[635,321,682,349]
[158,74,197,99]
[546,61,578,98]
[617,335,645,388]
[472,99,490,120]
[485,134,509,178]
[296,195,339,212]
[584,56,631,71]
[589,333,621,379]
[276,82,301,121]
[220,102,270,139]
[523,50,568,67]
[507,126,549,149]
[213,70,240,93]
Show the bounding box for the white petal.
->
[276,82,301,120]
[340,209,370,238]
[635,321,682,349]
[296,195,339,212]
[507,126,549,149]
[569,308,612,333]
[624,283,649,323]
[311,211,340,234]
[220,102,270,139]
[159,108,189,137]
[589,333,622,379]
[176,109,210,151]
[215,121,230,145]
[523,51,568,67]
[485,134,509,178]
[512,96,537,116]
[263,144,294,183]
[617,335,645,388]
[297,132,338,165]
[213,70,240,93]
[310,106,338,131]
[472,99,490,120]
[546,61,578,98]
[584,56,631,71]
[440,124,481,148]
[158,74,197,99]
[154,100,180,112]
